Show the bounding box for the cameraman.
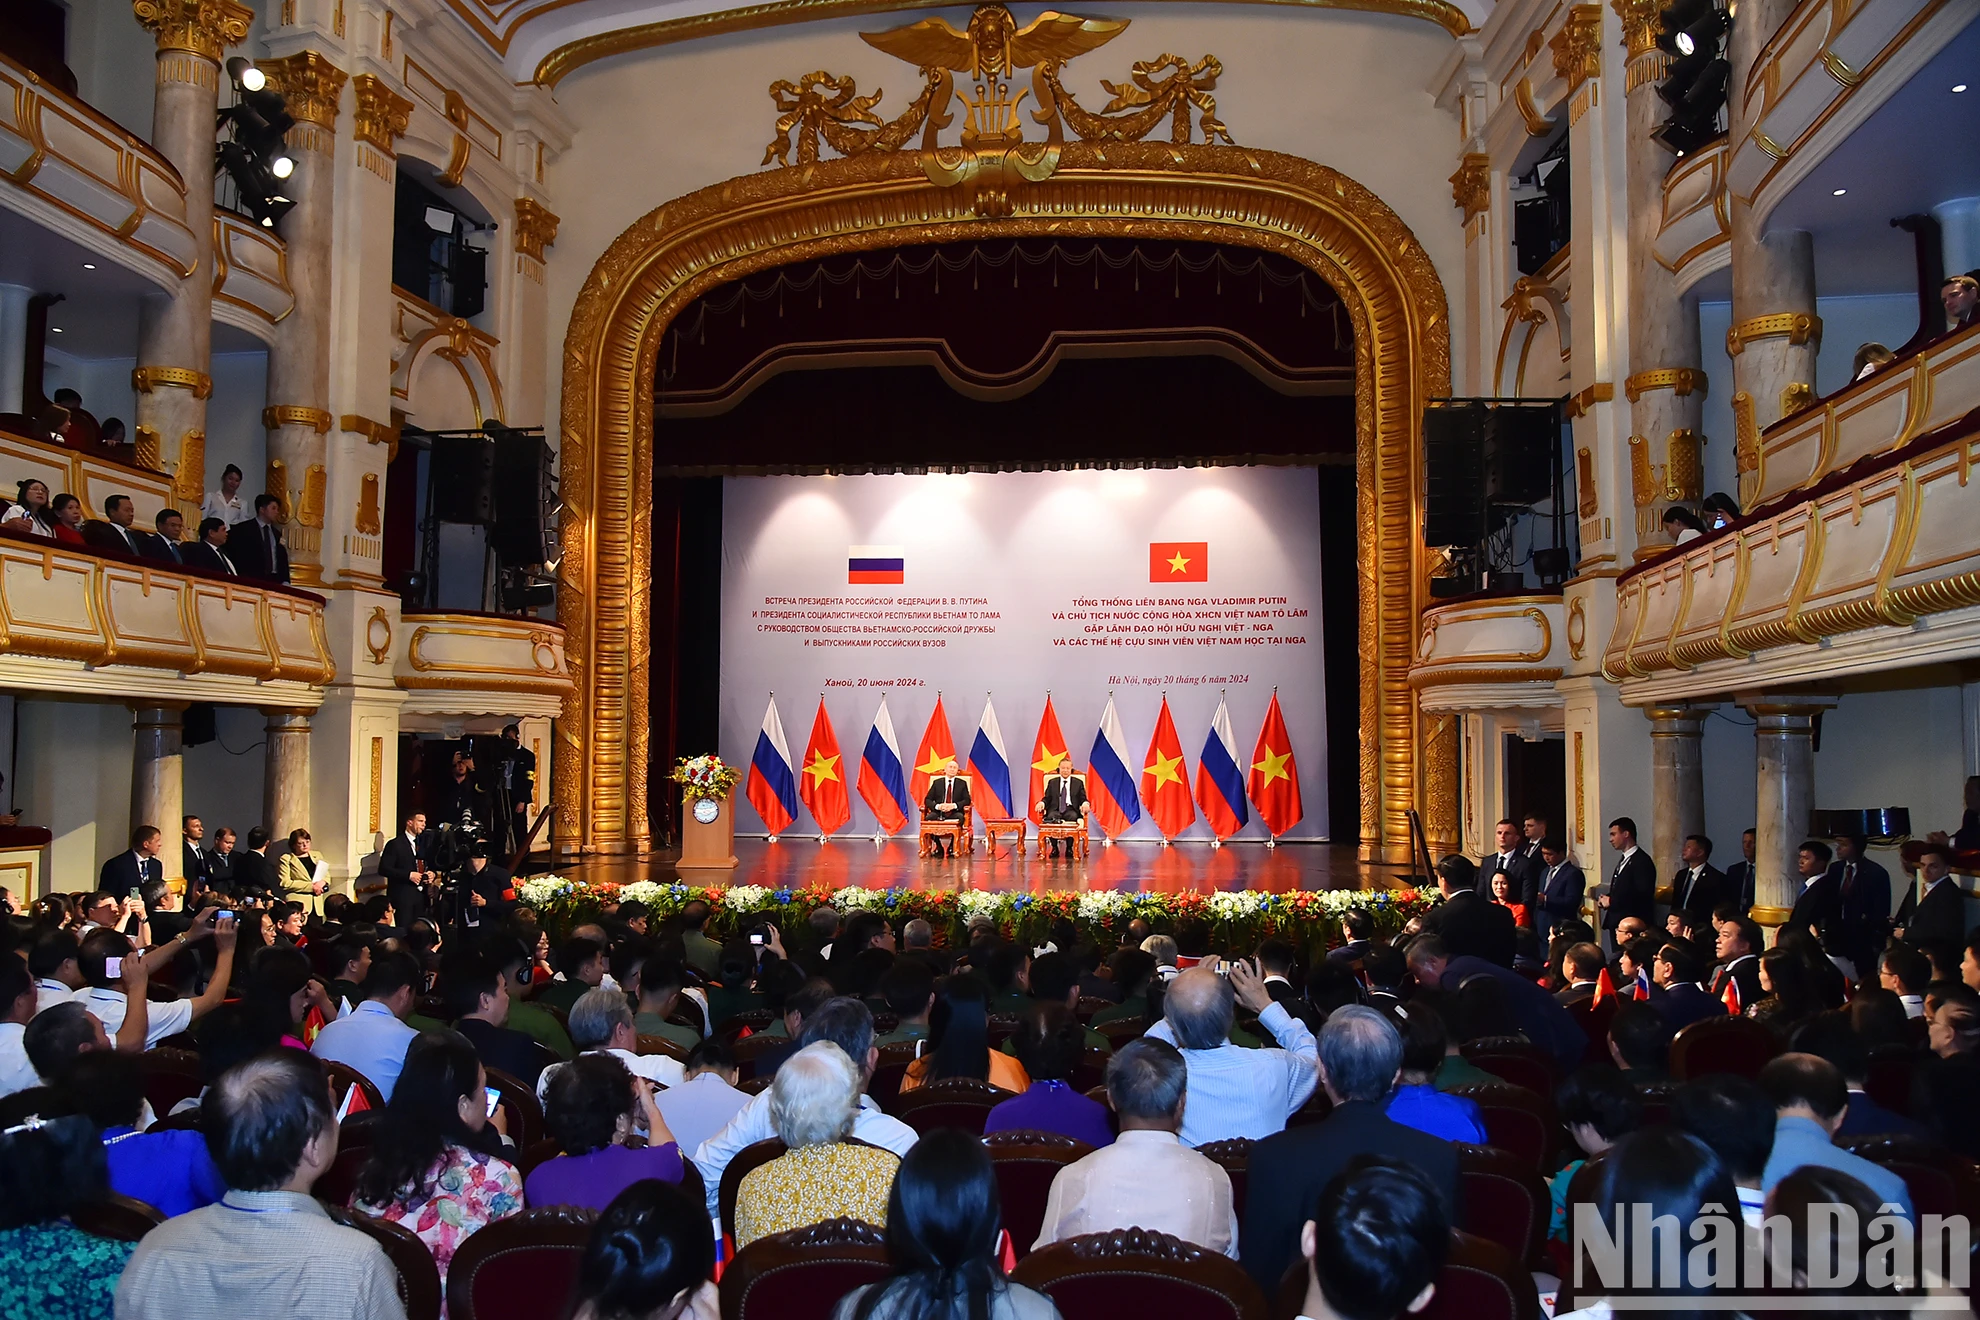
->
[453,840,516,934]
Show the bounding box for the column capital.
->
[1549,5,1604,94]
[261,707,315,726]
[258,50,348,130]
[132,0,252,62]
[351,75,414,157]
[1610,0,1661,62]
[1737,693,1836,721]
[514,197,562,261]
[1644,705,1713,729]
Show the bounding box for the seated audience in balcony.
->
[277,828,329,917]
[229,493,290,584]
[141,509,187,566]
[203,463,246,526]
[1946,275,1978,332]
[63,1050,225,1217]
[1382,997,1485,1144]
[0,479,53,537]
[899,972,1030,1095]
[50,389,99,453]
[97,418,126,455]
[182,517,240,575]
[1662,506,1706,544]
[1033,1037,1231,1255]
[835,1128,1061,1320]
[1701,491,1740,530]
[351,1029,523,1289]
[984,1003,1113,1148]
[115,1051,407,1320]
[566,1180,717,1320]
[0,1112,134,1320]
[734,1041,901,1247]
[526,1051,683,1212]
[81,494,143,556]
[48,492,85,544]
[1851,341,1896,382]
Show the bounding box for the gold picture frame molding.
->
[555,141,1453,862]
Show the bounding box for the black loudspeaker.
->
[1485,405,1556,505]
[1423,403,1486,546]
[491,427,548,567]
[432,434,495,525]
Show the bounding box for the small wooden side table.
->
[983,818,1027,857]
[919,821,965,858]
[1037,824,1089,860]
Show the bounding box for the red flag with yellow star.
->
[1028,696,1071,826]
[1247,690,1304,837]
[908,695,957,817]
[799,698,851,835]
[1140,696,1196,839]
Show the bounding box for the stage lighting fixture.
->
[1652,0,1731,154]
[225,57,265,91]
[217,77,297,229]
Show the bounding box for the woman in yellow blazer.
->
[276,827,329,917]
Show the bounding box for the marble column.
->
[0,284,30,414]
[1726,0,1820,509]
[1646,706,1710,881]
[263,709,312,841]
[1615,1,1706,556]
[131,0,252,504]
[257,52,346,587]
[131,705,186,886]
[1935,197,1980,281]
[1740,695,1834,928]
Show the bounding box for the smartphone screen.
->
[105,956,123,978]
[750,933,764,946]
[485,1086,502,1118]
[217,910,233,921]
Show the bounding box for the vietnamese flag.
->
[1028,696,1071,825]
[1247,691,1305,837]
[1149,542,1209,583]
[909,695,957,817]
[1140,696,1196,839]
[1591,967,1619,1010]
[799,698,851,835]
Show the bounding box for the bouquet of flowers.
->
[670,754,742,802]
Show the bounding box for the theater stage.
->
[555,838,1418,896]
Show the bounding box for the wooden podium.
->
[678,793,738,870]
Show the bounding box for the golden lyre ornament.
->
[762,4,1230,217]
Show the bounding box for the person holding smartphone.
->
[77,909,239,1050]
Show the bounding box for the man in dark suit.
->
[182,518,241,575]
[1520,812,1549,863]
[1709,916,1765,1012]
[1479,818,1541,908]
[229,827,276,897]
[1240,1005,1461,1295]
[1671,834,1728,934]
[496,724,536,853]
[140,509,187,566]
[922,758,970,857]
[1787,839,1842,944]
[1326,908,1374,967]
[1827,833,1892,979]
[1795,1014,1928,1140]
[1421,855,1516,968]
[1722,828,1757,916]
[1554,942,1604,1005]
[1600,817,1657,956]
[379,810,434,925]
[81,494,144,557]
[449,956,549,1086]
[1650,943,1725,1031]
[228,494,290,584]
[100,825,165,895]
[181,815,213,898]
[454,842,517,933]
[1409,938,1586,1070]
[1899,844,1965,950]
[1037,757,1088,858]
[1534,837,1586,947]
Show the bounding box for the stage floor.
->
[558,838,1414,895]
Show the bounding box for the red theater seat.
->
[719,1217,892,1320]
[1670,1016,1778,1082]
[985,1129,1095,1259]
[1012,1227,1267,1320]
[444,1205,596,1320]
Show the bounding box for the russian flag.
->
[967,696,1015,820]
[848,545,904,584]
[855,695,910,834]
[1087,694,1141,839]
[744,695,799,836]
[1194,696,1249,841]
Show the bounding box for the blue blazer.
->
[1538,860,1586,919]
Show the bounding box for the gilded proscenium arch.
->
[556,141,1452,860]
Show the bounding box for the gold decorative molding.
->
[132,0,251,61]
[1449,153,1490,223]
[267,458,290,523]
[1573,729,1586,843]
[1411,666,1565,690]
[298,464,326,530]
[529,0,1470,86]
[134,425,162,472]
[1819,49,1863,88]
[1624,367,1708,402]
[514,198,561,261]
[356,473,381,536]
[1566,595,1587,659]
[1564,381,1614,419]
[132,366,212,399]
[368,736,383,833]
[262,405,333,433]
[1780,381,1815,417]
[1664,429,1703,502]
[1550,6,1604,93]
[557,141,1449,859]
[352,75,413,156]
[1727,311,1822,356]
[1577,447,1598,516]
[1513,78,1555,136]
[365,606,393,664]
[1628,434,1655,508]
[174,430,205,507]
[1611,0,1660,60]
[341,413,401,462]
[257,51,346,128]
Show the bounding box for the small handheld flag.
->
[1592,967,1618,1010]
[745,696,799,835]
[1721,975,1742,1016]
[799,699,851,835]
[855,695,910,834]
[1194,696,1249,841]
[1086,695,1141,838]
[968,696,1015,820]
[1140,696,1195,839]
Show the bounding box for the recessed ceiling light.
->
[82,262,96,270]
[1955,84,1969,93]
[1832,188,1847,196]
[50,327,62,333]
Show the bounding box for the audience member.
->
[82,494,143,556]
[1088,949,1157,1026]
[652,1038,751,1160]
[632,955,699,1048]
[142,509,187,565]
[1898,843,1964,949]
[1766,1166,1908,1312]
[734,1041,901,1247]
[567,1179,718,1320]
[277,829,329,917]
[1554,943,1604,1004]
[101,825,165,894]
[541,987,687,1100]
[202,464,245,527]
[310,949,421,1102]
[485,936,577,1060]
[0,478,52,537]
[540,936,609,1014]
[1532,837,1584,947]
[985,1003,1113,1147]
[899,972,1030,1094]
[1757,1053,1911,1218]
[1709,917,1765,1010]
[1034,1038,1233,1255]
[1649,942,1723,1030]
[1749,947,1820,1040]
[1142,961,1318,1144]
[0,960,35,1098]
[1789,1013,1924,1140]
[0,1113,133,1320]
[62,1050,225,1216]
[183,518,239,575]
[1383,1000,1484,1143]
[1419,854,1515,967]
[116,1051,406,1320]
[874,957,936,1047]
[1565,1127,1742,1310]
[229,494,291,583]
[1606,1002,1673,1082]
[48,492,85,544]
[527,1051,683,1210]
[1293,1158,1449,1320]
[447,953,550,1085]
[79,911,234,1049]
[1547,1065,1640,1241]
[1406,935,1585,1069]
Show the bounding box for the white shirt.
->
[1900,994,1925,1019]
[83,986,193,1049]
[1034,1129,1238,1257]
[535,1045,685,1104]
[0,1022,37,1098]
[693,1089,917,1218]
[0,505,52,537]
[35,978,79,1014]
[202,490,244,524]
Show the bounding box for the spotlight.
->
[271,155,294,179]
[1652,1,1731,153]
[225,57,265,91]
[215,76,297,231]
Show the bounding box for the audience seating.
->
[737,1076,770,1096]
[715,1009,775,1037]
[1459,1038,1558,1097]
[323,1059,386,1114]
[1864,1046,1919,1116]
[866,1042,921,1109]
[1284,1090,1333,1130]
[1071,1045,1110,1094]
[136,1047,205,1116]
[1633,1080,1679,1129]
[1076,996,1114,1022]
[887,1077,1009,1136]
[313,1141,371,1208]
[1415,1229,1538,1320]
[730,1033,792,1083]
[1012,1226,1267,1320]
[445,1205,598,1320]
[1095,1018,1150,1048]
[987,1013,1022,1047]
[636,1033,690,1062]
[870,1012,900,1037]
[147,1106,204,1132]
[1195,1138,1253,1224]
[1839,1136,1980,1223]
[678,1154,707,1217]
[1567,997,1619,1066]
[70,1193,165,1242]
[1447,1084,1556,1170]
[326,1204,444,1320]
[984,1129,1096,1259]
[517,1138,564,1176]
[719,1138,789,1245]
[483,1065,544,1148]
[718,1216,892,1320]
[1454,1143,1549,1269]
[1669,1016,1778,1081]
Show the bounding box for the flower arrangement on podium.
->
[670,755,742,801]
[520,875,1439,951]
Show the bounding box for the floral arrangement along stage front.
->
[518,875,1440,951]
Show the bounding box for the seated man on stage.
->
[1038,757,1089,858]
[923,758,970,857]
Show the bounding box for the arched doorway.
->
[556,140,1452,863]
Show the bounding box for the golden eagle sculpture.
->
[859,6,1128,82]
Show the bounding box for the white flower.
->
[1076,892,1129,921]
[617,880,668,908]
[518,876,576,907]
[723,885,771,911]
[833,886,886,911]
[956,891,1003,918]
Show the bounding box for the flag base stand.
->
[1209,838,1221,850]
[766,834,780,844]
[818,834,828,845]
[1100,836,1113,848]
[872,832,885,846]
[1265,836,1277,850]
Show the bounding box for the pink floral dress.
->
[354,1143,523,1315]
